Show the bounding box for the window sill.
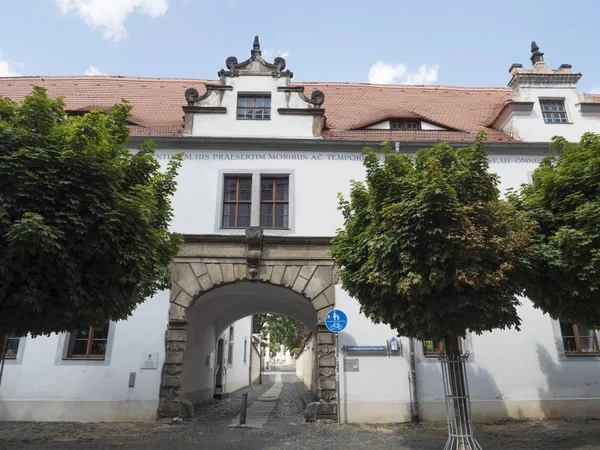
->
[63,357,106,361]
[564,352,600,356]
[236,118,271,121]
[543,122,573,125]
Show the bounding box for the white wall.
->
[500,86,600,142]
[155,149,544,238]
[0,291,170,421]
[182,323,217,405]
[295,334,317,394]
[221,316,253,393]
[251,343,261,383]
[190,75,319,139]
[336,286,413,423]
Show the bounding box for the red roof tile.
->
[0,75,564,139]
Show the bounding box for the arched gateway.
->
[158,227,337,418]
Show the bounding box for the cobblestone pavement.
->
[2,367,600,449]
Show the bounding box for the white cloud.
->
[368,62,439,85]
[262,48,290,59]
[56,0,170,42]
[589,87,600,94]
[0,54,20,77]
[85,65,107,76]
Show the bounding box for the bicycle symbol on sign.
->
[329,322,344,332]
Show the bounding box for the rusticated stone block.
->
[161,387,179,400]
[166,341,185,353]
[169,304,188,322]
[311,291,332,311]
[169,284,183,302]
[317,333,334,345]
[165,352,184,364]
[206,264,223,285]
[190,262,208,278]
[303,266,333,299]
[318,367,335,378]
[221,264,235,283]
[233,264,246,280]
[270,265,286,285]
[317,402,337,416]
[317,305,334,324]
[282,266,301,287]
[173,291,194,309]
[159,400,179,414]
[298,265,317,280]
[173,263,201,298]
[198,273,213,291]
[167,329,186,342]
[292,274,309,294]
[259,265,273,282]
[319,344,333,355]
[163,375,182,387]
[318,378,336,391]
[319,390,337,402]
[319,354,335,367]
[164,364,183,376]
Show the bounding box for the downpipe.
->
[409,339,420,423]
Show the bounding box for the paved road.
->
[2,367,600,449]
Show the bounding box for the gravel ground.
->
[2,369,600,449]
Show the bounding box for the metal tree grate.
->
[440,354,482,450]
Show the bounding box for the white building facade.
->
[1,38,600,423]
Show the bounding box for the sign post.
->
[325,309,348,425]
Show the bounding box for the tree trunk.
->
[443,334,479,450]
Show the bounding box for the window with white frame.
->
[540,99,568,124]
[219,172,292,231]
[237,94,271,120]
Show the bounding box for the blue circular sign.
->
[325,309,348,333]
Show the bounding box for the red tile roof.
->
[1,75,589,140]
[301,83,513,133]
[0,76,208,130]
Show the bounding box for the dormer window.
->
[540,99,568,124]
[237,93,271,120]
[390,120,421,130]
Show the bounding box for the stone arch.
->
[158,228,337,418]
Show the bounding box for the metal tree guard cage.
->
[440,354,482,450]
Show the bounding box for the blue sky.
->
[1,0,599,92]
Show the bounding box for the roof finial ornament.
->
[530,40,545,66]
[252,35,261,58]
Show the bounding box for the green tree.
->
[509,133,600,329]
[0,87,183,346]
[331,133,533,437]
[253,314,306,353]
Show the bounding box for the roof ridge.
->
[297,81,512,91]
[0,76,213,82]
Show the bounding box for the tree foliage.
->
[253,313,307,352]
[0,87,183,337]
[509,133,600,328]
[331,133,534,345]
